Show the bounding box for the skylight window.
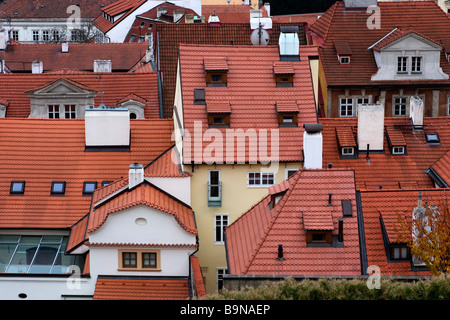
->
[425,132,440,144]
[83,181,97,195]
[51,181,66,195]
[10,181,25,195]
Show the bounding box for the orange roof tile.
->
[359,189,450,276]
[204,57,229,71]
[144,146,190,178]
[275,101,300,113]
[202,4,266,24]
[190,256,206,298]
[93,277,190,300]
[179,44,318,164]
[0,71,160,119]
[226,169,361,276]
[206,102,232,114]
[335,126,357,147]
[320,117,450,191]
[87,182,197,235]
[93,0,146,33]
[428,150,450,187]
[0,118,174,229]
[273,61,295,75]
[0,42,149,72]
[310,1,450,86]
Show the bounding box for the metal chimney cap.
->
[303,123,323,133]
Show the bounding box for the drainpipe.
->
[188,211,200,300]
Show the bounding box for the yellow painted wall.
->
[185,162,302,293]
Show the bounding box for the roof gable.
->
[26,78,97,97]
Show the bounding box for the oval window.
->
[135,218,147,226]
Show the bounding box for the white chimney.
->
[157,6,168,18]
[264,3,271,17]
[85,106,130,148]
[357,103,385,152]
[0,30,9,50]
[32,60,43,74]
[303,124,323,169]
[62,42,69,53]
[94,60,112,73]
[129,163,144,189]
[410,96,424,129]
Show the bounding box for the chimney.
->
[303,124,323,169]
[94,60,112,73]
[84,106,130,149]
[185,14,194,23]
[208,12,221,27]
[357,103,384,152]
[129,163,144,189]
[276,244,285,261]
[32,61,43,74]
[157,6,168,18]
[344,0,378,9]
[61,42,69,53]
[278,26,299,61]
[0,29,9,50]
[264,3,271,17]
[410,96,424,129]
[173,10,185,23]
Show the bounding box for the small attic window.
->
[194,89,206,105]
[334,40,352,65]
[339,56,351,64]
[392,146,405,155]
[51,181,66,195]
[204,58,228,87]
[273,62,294,87]
[276,102,299,127]
[83,181,97,195]
[425,132,440,144]
[10,181,25,195]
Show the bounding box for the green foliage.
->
[204,275,450,300]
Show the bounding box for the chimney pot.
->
[276,244,285,261]
[61,42,69,53]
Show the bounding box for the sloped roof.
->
[0,71,160,119]
[202,4,267,24]
[0,41,149,72]
[428,150,450,187]
[179,44,318,164]
[87,181,197,235]
[92,0,147,33]
[320,117,450,191]
[309,0,450,86]
[226,169,361,276]
[93,276,190,300]
[144,145,191,178]
[0,118,174,229]
[360,189,450,276]
[157,22,308,117]
[0,0,117,19]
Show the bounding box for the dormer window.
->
[206,102,231,128]
[335,126,357,159]
[397,57,408,73]
[392,146,405,155]
[334,40,352,65]
[386,126,406,155]
[204,58,228,87]
[10,181,25,195]
[273,62,294,87]
[275,101,299,127]
[342,147,354,156]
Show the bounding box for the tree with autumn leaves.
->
[396,194,450,276]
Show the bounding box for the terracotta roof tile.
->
[93,277,190,300]
[179,44,318,163]
[1,71,160,119]
[273,61,295,75]
[204,57,229,71]
[335,126,357,147]
[144,146,190,178]
[206,102,231,114]
[0,118,174,229]
[87,182,197,235]
[157,22,308,117]
[386,126,406,146]
[320,117,450,191]
[429,150,450,187]
[0,42,149,72]
[275,101,300,113]
[310,1,450,86]
[226,169,361,276]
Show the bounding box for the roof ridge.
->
[242,169,304,274]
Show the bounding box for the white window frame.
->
[208,170,221,204]
[342,147,354,156]
[42,30,49,42]
[32,30,40,42]
[64,104,77,119]
[247,172,275,187]
[48,105,60,119]
[392,146,405,155]
[9,30,19,41]
[411,56,422,74]
[339,56,350,64]
[214,214,229,245]
[339,98,354,117]
[397,56,408,73]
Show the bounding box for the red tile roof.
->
[202,4,267,24]
[0,71,160,119]
[87,181,197,235]
[226,169,361,276]
[93,277,190,300]
[0,0,117,19]
[309,0,450,86]
[157,22,308,117]
[92,0,146,33]
[320,117,450,191]
[0,41,150,72]
[359,189,450,276]
[178,44,318,163]
[428,150,450,187]
[144,146,191,178]
[0,118,174,229]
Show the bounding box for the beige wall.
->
[186,162,301,293]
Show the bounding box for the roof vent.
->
[278,26,299,61]
[276,244,285,261]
